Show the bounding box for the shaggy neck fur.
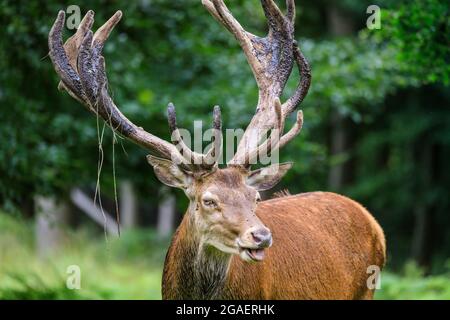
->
[193,241,231,299]
[170,212,232,300]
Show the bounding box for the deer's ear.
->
[146,155,191,189]
[246,162,293,191]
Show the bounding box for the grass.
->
[0,213,168,299]
[0,212,449,299]
[376,262,450,299]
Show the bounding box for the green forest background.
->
[0,0,449,299]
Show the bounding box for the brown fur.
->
[162,191,386,300]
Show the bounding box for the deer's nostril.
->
[251,228,272,247]
[251,232,262,243]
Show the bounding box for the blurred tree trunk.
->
[157,188,176,238]
[411,142,436,270]
[34,196,69,258]
[70,188,119,236]
[327,4,354,35]
[328,112,350,189]
[120,180,137,229]
[327,4,355,190]
[411,205,431,268]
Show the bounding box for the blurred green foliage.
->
[377,261,450,299]
[0,212,168,299]
[379,0,450,84]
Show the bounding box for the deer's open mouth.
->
[240,247,265,262]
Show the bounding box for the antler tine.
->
[201,0,232,33]
[278,109,303,149]
[49,10,183,162]
[167,103,204,166]
[92,10,122,46]
[242,98,283,167]
[78,30,97,105]
[286,0,296,23]
[261,0,290,36]
[282,40,311,116]
[244,108,303,166]
[206,0,251,43]
[57,10,94,93]
[203,0,264,84]
[168,103,222,170]
[204,105,223,166]
[49,11,86,103]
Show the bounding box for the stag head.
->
[48,0,310,262]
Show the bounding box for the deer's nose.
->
[251,228,272,248]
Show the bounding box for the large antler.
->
[202,0,311,167]
[48,10,221,172]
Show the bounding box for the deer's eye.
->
[203,199,217,208]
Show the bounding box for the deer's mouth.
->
[239,247,265,262]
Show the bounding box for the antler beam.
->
[48,10,222,171]
[202,0,311,168]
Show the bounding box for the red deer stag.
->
[48,0,386,300]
